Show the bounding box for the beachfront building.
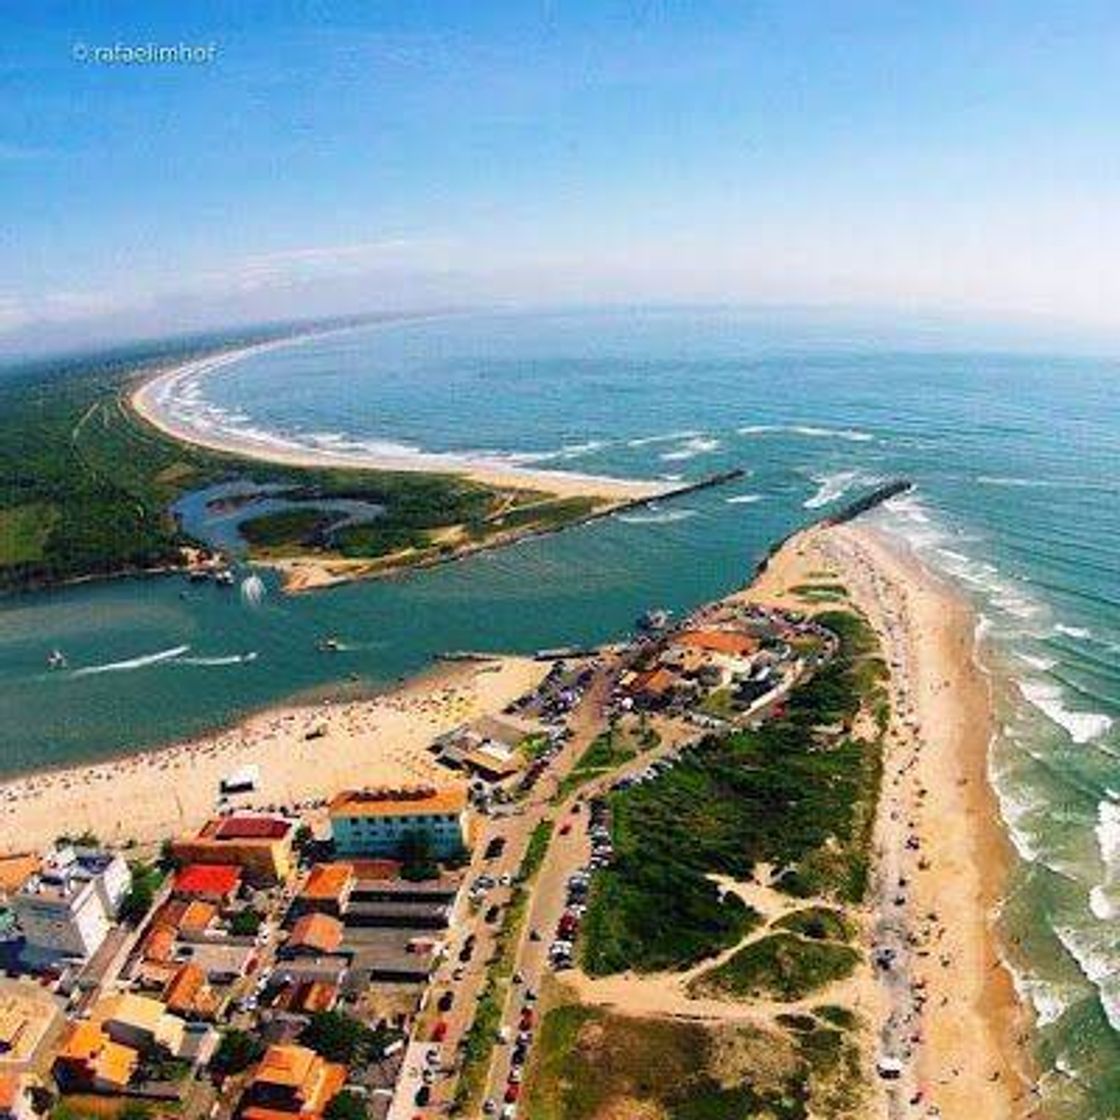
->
[172,863,242,905]
[12,849,130,967]
[170,815,294,885]
[328,787,468,859]
[239,1044,346,1120]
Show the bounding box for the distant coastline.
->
[128,334,664,504]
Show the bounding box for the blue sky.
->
[3,1,1120,353]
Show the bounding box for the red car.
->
[559,823,572,836]
[505,1083,521,1103]
[520,1009,534,1029]
[431,1020,448,1042]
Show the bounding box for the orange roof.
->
[96,1040,138,1089]
[329,785,466,819]
[631,667,677,696]
[174,863,242,898]
[349,859,400,880]
[179,900,218,934]
[141,925,176,963]
[0,853,37,896]
[57,1021,104,1062]
[294,982,336,1014]
[288,913,344,955]
[164,964,205,1012]
[300,863,354,902]
[0,1073,17,1111]
[673,629,759,657]
[253,1044,317,1089]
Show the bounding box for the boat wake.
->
[180,652,259,667]
[72,644,190,677]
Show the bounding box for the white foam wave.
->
[659,436,721,462]
[73,644,190,677]
[725,493,764,504]
[803,470,877,509]
[1019,652,1058,672]
[1017,679,1114,744]
[1053,924,1120,1032]
[1007,967,1077,1028]
[180,652,259,667]
[617,508,697,525]
[1054,624,1093,641]
[626,429,702,447]
[738,423,873,443]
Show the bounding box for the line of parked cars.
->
[484,987,538,1119]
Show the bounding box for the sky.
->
[3,1,1120,355]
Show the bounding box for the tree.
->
[229,909,263,937]
[211,1030,264,1078]
[324,1091,368,1120]
[119,862,163,926]
[300,1011,393,1067]
[397,830,438,881]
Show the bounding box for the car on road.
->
[484,836,506,860]
[437,990,454,1012]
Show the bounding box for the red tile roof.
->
[287,913,344,955]
[214,816,291,841]
[173,863,242,898]
[673,629,759,657]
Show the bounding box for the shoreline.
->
[128,338,665,504]
[822,522,1029,1118]
[0,654,548,853]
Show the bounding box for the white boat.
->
[47,649,68,670]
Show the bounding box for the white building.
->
[329,787,468,859]
[13,849,131,967]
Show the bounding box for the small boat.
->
[47,649,68,670]
[636,608,672,632]
[316,636,341,653]
[214,569,236,587]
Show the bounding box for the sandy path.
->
[0,656,547,852]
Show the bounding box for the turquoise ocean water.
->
[0,310,1116,1114]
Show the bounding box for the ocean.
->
[0,308,1116,1114]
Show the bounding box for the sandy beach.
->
[748,521,1028,1119]
[0,655,547,853]
[129,345,664,503]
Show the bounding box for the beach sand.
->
[129,348,664,503]
[749,522,1027,1119]
[0,656,547,852]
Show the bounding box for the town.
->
[0,595,835,1120]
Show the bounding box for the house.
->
[0,856,37,902]
[671,629,760,658]
[240,1044,346,1120]
[13,849,131,967]
[329,787,468,860]
[270,980,338,1016]
[53,1022,138,1094]
[284,914,344,958]
[293,864,354,918]
[624,667,679,710]
[0,1073,34,1120]
[163,964,221,1022]
[172,864,242,906]
[170,816,294,886]
[96,992,186,1056]
[0,980,62,1067]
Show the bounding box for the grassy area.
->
[773,906,858,943]
[580,607,885,978]
[523,1003,866,1120]
[551,726,640,804]
[0,328,613,592]
[688,931,860,1002]
[0,502,57,565]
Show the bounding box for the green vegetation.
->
[211,1029,265,1077]
[0,331,611,592]
[790,582,850,603]
[519,819,554,882]
[324,1091,368,1120]
[688,931,859,1002]
[773,906,857,942]
[814,1005,859,1030]
[552,725,643,804]
[300,1010,400,1066]
[523,1003,866,1120]
[229,909,263,937]
[118,861,164,926]
[581,608,884,977]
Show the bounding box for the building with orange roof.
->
[178,900,219,935]
[0,1072,33,1120]
[170,816,294,886]
[671,629,760,658]
[283,914,344,957]
[53,1021,138,1093]
[0,855,37,901]
[273,981,338,1016]
[172,864,242,904]
[329,786,467,859]
[95,992,186,1056]
[240,1044,346,1120]
[139,924,176,964]
[164,963,220,1022]
[624,666,681,710]
[295,864,354,917]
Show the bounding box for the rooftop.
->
[287,914,344,955]
[300,863,354,902]
[329,786,466,819]
[174,864,242,898]
[213,816,292,842]
[672,629,759,657]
